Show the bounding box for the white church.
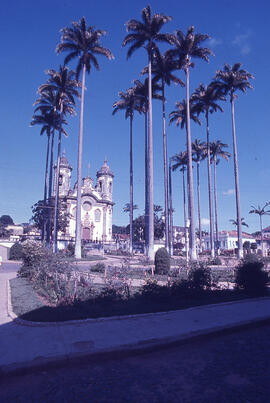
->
[53,152,114,242]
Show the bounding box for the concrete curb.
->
[7,279,270,327]
[1,315,270,378]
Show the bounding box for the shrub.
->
[138,280,170,301]
[9,242,24,260]
[235,260,269,296]
[91,263,105,273]
[154,247,170,275]
[170,279,193,298]
[188,263,212,291]
[208,256,222,266]
[17,240,51,280]
[241,253,260,264]
[97,287,122,303]
[66,243,75,257]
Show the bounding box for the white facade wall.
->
[54,155,114,242]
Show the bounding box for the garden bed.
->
[10,276,251,323]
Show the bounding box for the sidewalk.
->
[0,271,270,376]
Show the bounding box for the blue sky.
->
[0,0,269,234]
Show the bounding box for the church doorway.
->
[82,227,91,241]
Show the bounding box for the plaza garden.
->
[9,240,270,323]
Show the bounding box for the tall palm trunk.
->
[75,63,86,259]
[144,111,149,253]
[168,160,173,256]
[148,50,154,260]
[206,110,215,258]
[213,154,219,254]
[47,130,55,247]
[53,113,63,253]
[182,167,188,263]
[161,79,169,251]
[259,215,263,256]
[42,133,51,242]
[196,161,202,252]
[129,114,134,254]
[185,66,197,260]
[231,95,243,259]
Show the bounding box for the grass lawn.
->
[10,276,252,323]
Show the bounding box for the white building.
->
[54,152,114,242]
[203,230,256,251]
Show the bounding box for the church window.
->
[83,201,92,211]
[95,209,101,222]
[59,175,63,185]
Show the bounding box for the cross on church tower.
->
[87,162,90,177]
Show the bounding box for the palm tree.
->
[56,17,114,259]
[133,78,162,253]
[192,139,206,251]
[249,203,270,256]
[192,83,225,258]
[30,111,55,242]
[39,66,79,252]
[169,99,201,256]
[169,27,213,260]
[214,63,254,258]
[210,140,230,252]
[142,49,184,252]
[122,5,172,260]
[230,217,249,228]
[34,88,71,245]
[123,203,138,213]
[171,151,188,261]
[168,157,174,255]
[113,88,140,254]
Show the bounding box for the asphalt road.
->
[1,323,270,402]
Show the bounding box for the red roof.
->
[220,230,255,239]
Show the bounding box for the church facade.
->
[54,153,114,242]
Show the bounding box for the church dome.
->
[97,159,114,177]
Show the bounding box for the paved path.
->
[0,265,270,375]
[2,324,270,402]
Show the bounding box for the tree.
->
[192,139,206,251]
[192,82,225,258]
[31,106,66,242]
[57,16,114,259]
[169,99,201,257]
[38,66,79,253]
[122,5,172,260]
[214,63,254,258]
[142,48,184,252]
[0,215,13,239]
[171,152,188,260]
[31,199,70,236]
[169,26,213,260]
[0,215,14,226]
[33,88,60,246]
[132,207,165,243]
[230,217,249,228]
[113,88,140,254]
[133,78,162,252]
[210,140,230,252]
[123,203,138,213]
[249,203,270,256]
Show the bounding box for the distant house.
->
[172,226,185,243]
[203,230,256,251]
